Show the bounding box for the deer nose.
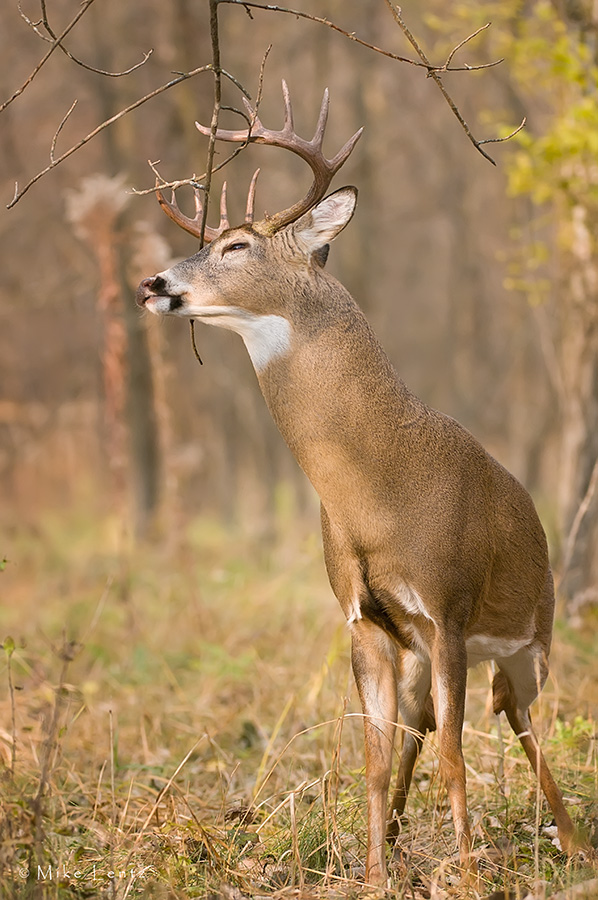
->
[136,276,158,307]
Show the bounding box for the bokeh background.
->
[0,4,597,895]
[1,2,597,615]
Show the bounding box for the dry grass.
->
[0,509,596,898]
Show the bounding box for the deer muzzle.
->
[136,276,184,313]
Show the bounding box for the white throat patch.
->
[191,306,292,373]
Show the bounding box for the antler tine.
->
[312,87,329,147]
[156,182,202,238]
[190,80,363,233]
[245,169,260,224]
[219,181,230,231]
[195,96,267,143]
[330,126,365,171]
[155,180,230,243]
[281,79,294,134]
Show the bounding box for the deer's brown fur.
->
[137,186,578,884]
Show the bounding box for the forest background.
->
[0,1,597,898]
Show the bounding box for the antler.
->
[195,80,363,233]
[155,169,261,243]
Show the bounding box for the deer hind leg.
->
[387,649,435,841]
[431,626,474,872]
[350,618,398,887]
[493,648,576,851]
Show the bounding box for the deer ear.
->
[293,186,357,254]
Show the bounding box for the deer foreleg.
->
[351,619,398,886]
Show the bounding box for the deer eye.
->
[222,241,249,255]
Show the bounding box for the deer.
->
[136,82,580,887]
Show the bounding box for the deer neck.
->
[252,277,424,515]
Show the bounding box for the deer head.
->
[136,83,362,370]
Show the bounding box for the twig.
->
[559,455,598,582]
[92,759,107,820]
[28,636,80,879]
[173,65,251,99]
[289,791,304,890]
[134,47,268,200]
[1,0,98,114]
[109,708,117,826]
[18,0,153,76]
[478,117,527,145]
[132,57,261,197]
[7,65,213,208]
[3,637,17,776]
[190,320,204,366]
[50,99,77,163]
[132,147,245,195]
[442,22,493,70]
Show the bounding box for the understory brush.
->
[1,513,596,897]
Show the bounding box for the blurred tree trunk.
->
[116,226,161,533]
[467,0,598,617]
[557,205,598,615]
[88,9,160,535]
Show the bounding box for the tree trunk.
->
[556,206,598,616]
[88,8,161,535]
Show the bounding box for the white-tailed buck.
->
[137,83,578,885]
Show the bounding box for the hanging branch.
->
[219,0,503,72]
[49,99,77,163]
[559,456,598,586]
[383,0,514,165]
[7,65,220,208]
[220,0,523,166]
[1,0,98,114]
[185,0,225,364]
[135,46,270,198]
[3,0,523,208]
[17,0,153,77]
[201,0,225,249]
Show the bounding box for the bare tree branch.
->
[1,0,97,114]
[478,117,527,145]
[135,48,270,198]
[49,99,77,163]
[171,66,251,99]
[382,0,502,165]
[442,22,494,70]
[220,0,519,166]
[559,456,598,584]
[218,0,503,73]
[7,66,214,208]
[3,0,522,206]
[200,0,225,249]
[18,0,153,77]
[219,0,421,66]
